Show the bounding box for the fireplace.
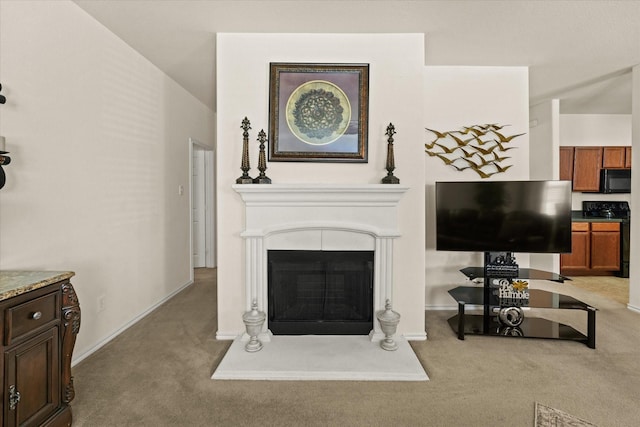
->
[233,184,408,341]
[268,250,374,335]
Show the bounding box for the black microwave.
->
[600,168,631,193]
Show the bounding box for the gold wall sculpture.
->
[425,124,525,178]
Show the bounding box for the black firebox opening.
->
[268,250,374,335]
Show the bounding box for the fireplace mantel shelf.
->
[232,183,410,206]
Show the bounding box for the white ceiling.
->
[73,0,640,114]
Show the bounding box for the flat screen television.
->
[435,180,572,253]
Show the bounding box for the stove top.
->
[582,201,630,219]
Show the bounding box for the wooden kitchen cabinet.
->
[603,146,627,168]
[560,222,590,270]
[559,147,574,182]
[561,222,620,275]
[625,147,632,168]
[590,222,621,271]
[561,145,631,192]
[572,147,603,192]
[0,272,80,427]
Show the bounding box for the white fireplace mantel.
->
[233,183,409,206]
[233,183,409,340]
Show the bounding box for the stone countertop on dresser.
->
[0,271,75,301]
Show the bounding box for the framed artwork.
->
[268,63,369,162]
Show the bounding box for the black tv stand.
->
[447,252,596,349]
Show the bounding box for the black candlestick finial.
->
[236,117,254,184]
[382,123,400,184]
[253,129,272,184]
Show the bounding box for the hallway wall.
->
[0,1,215,361]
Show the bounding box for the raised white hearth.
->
[233,183,409,341]
[212,335,428,381]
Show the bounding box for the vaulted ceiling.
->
[74,0,640,114]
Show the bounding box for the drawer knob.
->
[31,311,42,320]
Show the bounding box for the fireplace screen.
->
[268,250,374,335]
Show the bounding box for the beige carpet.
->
[535,402,597,427]
[70,269,640,426]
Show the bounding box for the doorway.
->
[189,138,215,275]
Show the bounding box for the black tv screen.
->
[435,180,572,253]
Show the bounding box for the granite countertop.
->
[571,211,626,223]
[0,271,75,301]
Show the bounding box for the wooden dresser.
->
[0,271,80,427]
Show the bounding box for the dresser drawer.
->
[591,222,620,232]
[571,222,590,232]
[5,292,60,345]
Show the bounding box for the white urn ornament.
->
[376,299,401,351]
[242,300,266,352]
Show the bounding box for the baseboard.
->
[216,331,241,340]
[403,332,427,341]
[71,279,194,366]
[627,303,640,313]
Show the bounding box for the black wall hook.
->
[0,83,6,104]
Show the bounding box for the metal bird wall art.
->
[424,124,525,178]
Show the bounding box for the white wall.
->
[629,65,640,311]
[424,66,530,309]
[528,99,561,272]
[0,1,215,362]
[560,114,632,147]
[216,33,426,338]
[530,100,561,180]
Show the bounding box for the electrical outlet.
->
[97,295,106,313]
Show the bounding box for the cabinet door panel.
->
[560,231,590,270]
[4,328,59,427]
[559,147,574,182]
[602,147,626,168]
[572,147,603,192]
[625,147,632,168]
[591,231,620,270]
